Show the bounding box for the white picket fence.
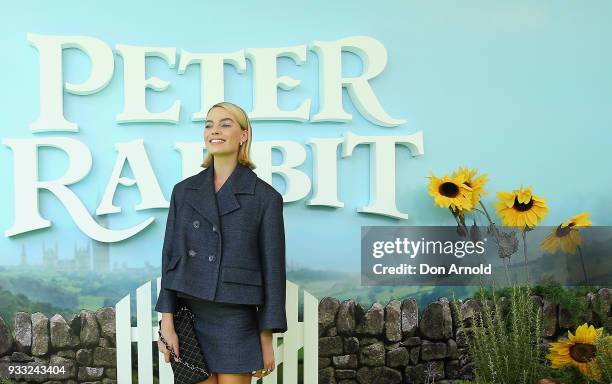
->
[115,278,318,384]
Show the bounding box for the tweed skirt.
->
[179,295,264,374]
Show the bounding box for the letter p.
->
[27,33,114,132]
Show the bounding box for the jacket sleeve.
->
[256,191,288,334]
[154,184,179,314]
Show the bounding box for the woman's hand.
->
[252,330,275,377]
[158,315,180,363]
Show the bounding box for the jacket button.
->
[208,254,216,262]
[192,220,200,229]
[212,225,217,232]
[188,249,197,257]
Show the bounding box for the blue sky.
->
[1,1,611,271]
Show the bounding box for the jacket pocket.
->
[221,266,263,286]
[165,254,183,272]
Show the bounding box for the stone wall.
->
[1,288,610,384]
[318,288,612,384]
[0,308,116,384]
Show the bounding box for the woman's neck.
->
[212,156,238,192]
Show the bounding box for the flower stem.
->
[522,228,531,285]
[449,207,468,236]
[503,257,511,287]
[478,201,502,241]
[476,201,517,286]
[577,245,589,286]
[478,202,495,225]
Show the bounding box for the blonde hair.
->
[200,102,256,170]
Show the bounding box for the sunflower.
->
[452,166,488,208]
[428,173,473,211]
[547,323,607,381]
[541,212,592,255]
[494,185,548,228]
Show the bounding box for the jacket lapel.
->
[184,166,220,229]
[217,163,258,216]
[184,163,258,226]
[215,166,240,216]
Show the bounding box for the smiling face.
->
[204,107,248,159]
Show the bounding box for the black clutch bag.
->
[158,304,210,383]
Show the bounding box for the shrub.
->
[454,285,547,384]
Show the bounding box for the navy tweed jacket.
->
[154,163,287,334]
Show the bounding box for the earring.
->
[240,141,244,146]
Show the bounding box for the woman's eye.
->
[204,123,230,128]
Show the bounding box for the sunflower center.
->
[439,182,459,198]
[555,224,571,237]
[555,222,577,237]
[569,343,596,363]
[513,196,534,212]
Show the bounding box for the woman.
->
[155,101,287,384]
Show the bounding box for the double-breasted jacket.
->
[154,163,287,334]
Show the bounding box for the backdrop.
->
[1,1,611,312]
